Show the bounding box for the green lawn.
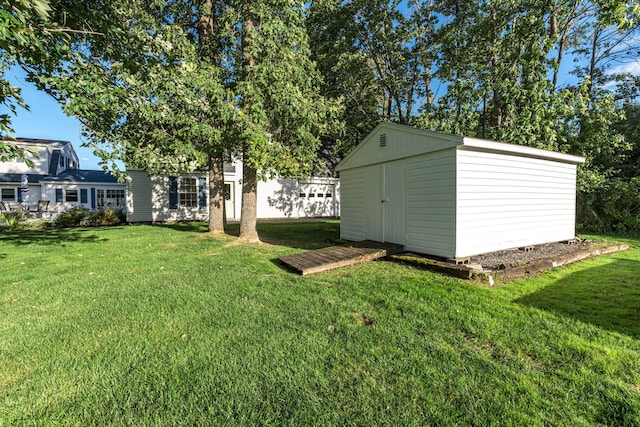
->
[1,222,639,426]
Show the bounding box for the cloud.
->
[608,61,640,76]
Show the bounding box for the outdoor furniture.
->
[36,200,50,218]
[6,202,23,212]
[0,201,8,214]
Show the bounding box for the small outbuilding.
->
[336,122,585,259]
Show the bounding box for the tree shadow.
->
[515,258,640,339]
[0,228,110,247]
[156,222,209,233]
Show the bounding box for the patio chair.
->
[0,201,8,214]
[28,200,50,218]
[6,202,22,212]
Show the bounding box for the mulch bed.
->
[470,240,593,270]
[391,239,629,283]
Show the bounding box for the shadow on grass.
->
[156,222,209,233]
[516,258,640,339]
[0,228,110,247]
[256,221,340,250]
[157,220,340,251]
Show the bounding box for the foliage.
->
[53,206,88,227]
[1,223,639,424]
[53,207,123,228]
[0,211,22,230]
[578,177,640,234]
[0,0,55,162]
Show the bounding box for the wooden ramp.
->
[279,240,404,275]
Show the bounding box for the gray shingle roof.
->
[41,170,121,184]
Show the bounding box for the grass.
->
[1,221,639,426]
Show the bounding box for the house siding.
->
[257,177,339,219]
[126,170,154,222]
[455,149,578,257]
[126,169,339,222]
[405,150,457,257]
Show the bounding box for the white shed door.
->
[382,160,406,245]
[363,161,406,244]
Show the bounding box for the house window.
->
[97,189,125,208]
[179,177,198,207]
[62,189,78,202]
[60,156,65,168]
[224,183,232,201]
[1,188,16,201]
[66,189,78,202]
[106,189,124,206]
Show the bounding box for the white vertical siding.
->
[363,165,384,242]
[382,159,407,244]
[126,170,154,222]
[405,150,457,258]
[455,150,578,257]
[339,168,367,241]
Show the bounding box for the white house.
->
[336,122,585,259]
[126,159,340,222]
[0,138,125,213]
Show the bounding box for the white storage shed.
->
[336,122,585,259]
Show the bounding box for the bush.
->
[54,207,89,227]
[577,177,640,234]
[0,212,23,231]
[83,209,124,226]
[55,207,124,228]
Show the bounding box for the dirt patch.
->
[470,240,593,270]
[391,239,629,282]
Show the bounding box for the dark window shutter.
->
[80,189,88,204]
[55,188,63,203]
[169,176,178,209]
[17,188,22,203]
[198,177,207,209]
[90,188,96,209]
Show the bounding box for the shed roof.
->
[336,122,585,171]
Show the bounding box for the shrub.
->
[54,207,89,228]
[577,177,640,234]
[83,208,124,227]
[0,212,23,231]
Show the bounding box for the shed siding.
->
[405,150,457,257]
[455,150,577,257]
[337,125,459,172]
[339,168,367,241]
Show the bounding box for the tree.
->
[0,0,54,162]
[231,0,343,241]
[21,0,234,233]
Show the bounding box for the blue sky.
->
[2,67,104,170]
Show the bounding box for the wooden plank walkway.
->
[279,240,404,275]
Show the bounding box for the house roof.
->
[41,169,121,184]
[336,122,585,172]
[13,137,72,147]
[0,170,121,184]
[0,173,50,184]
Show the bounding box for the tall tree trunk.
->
[207,152,226,233]
[239,144,259,241]
[197,0,225,234]
[238,7,260,242]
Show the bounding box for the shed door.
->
[382,160,406,244]
[364,161,406,244]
